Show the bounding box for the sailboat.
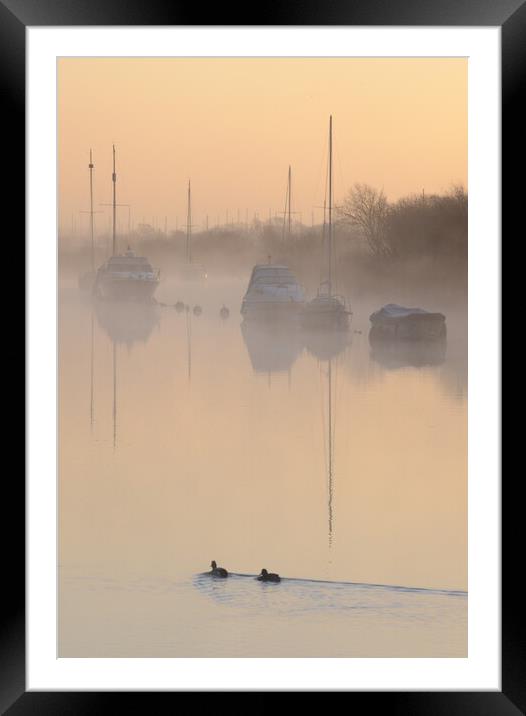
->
[93,145,160,301]
[301,116,351,330]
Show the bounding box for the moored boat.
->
[93,145,159,302]
[241,263,305,321]
[93,247,160,301]
[300,284,351,330]
[369,304,446,341]
[301,116,351,331]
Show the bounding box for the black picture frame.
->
[5,0,513,710]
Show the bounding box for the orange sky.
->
[58,57,467,240]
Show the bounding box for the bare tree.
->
[338,183,391,257]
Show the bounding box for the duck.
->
[257,568,281,583]
[220,305,230,320]
[193,305,202,317]
[209,560,228,578]
[174,301,185,313]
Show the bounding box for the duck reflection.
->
[94,299,160,346]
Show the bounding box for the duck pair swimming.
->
[208,561,281,583]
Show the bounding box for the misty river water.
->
[59,271,467,657]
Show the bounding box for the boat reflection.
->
[94,299,160,346]
[369,334,447,369]
[241,320,304,374]
[303,326,352,362]
[90,302,160,450]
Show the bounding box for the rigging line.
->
[281,174,289,241]
[311,136,329,225]
[319,152,329,286]
[288,166,292,238]
[331,130,346,295]
[328,128,344,293]
[335,133,347,199]
[332,215,340,295]
[88,149,95,273]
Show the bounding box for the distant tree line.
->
[338,183,467,261]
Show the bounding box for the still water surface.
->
[59,274,467,657]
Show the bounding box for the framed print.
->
[4,0,514,709]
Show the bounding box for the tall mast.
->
[186,180,192,263]
[89,149,95,272]
[320,197,327,286]
[112,144,117,256]
[328,116,333,296]
[288,165,292,238]
[282,166,292,240]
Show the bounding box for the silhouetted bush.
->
[338,183,467,263]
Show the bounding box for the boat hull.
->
[95,275,159,302]
[241,264,305,323]
[369,304,446,341]
[300,294,351,331]
[369,315,446,341]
